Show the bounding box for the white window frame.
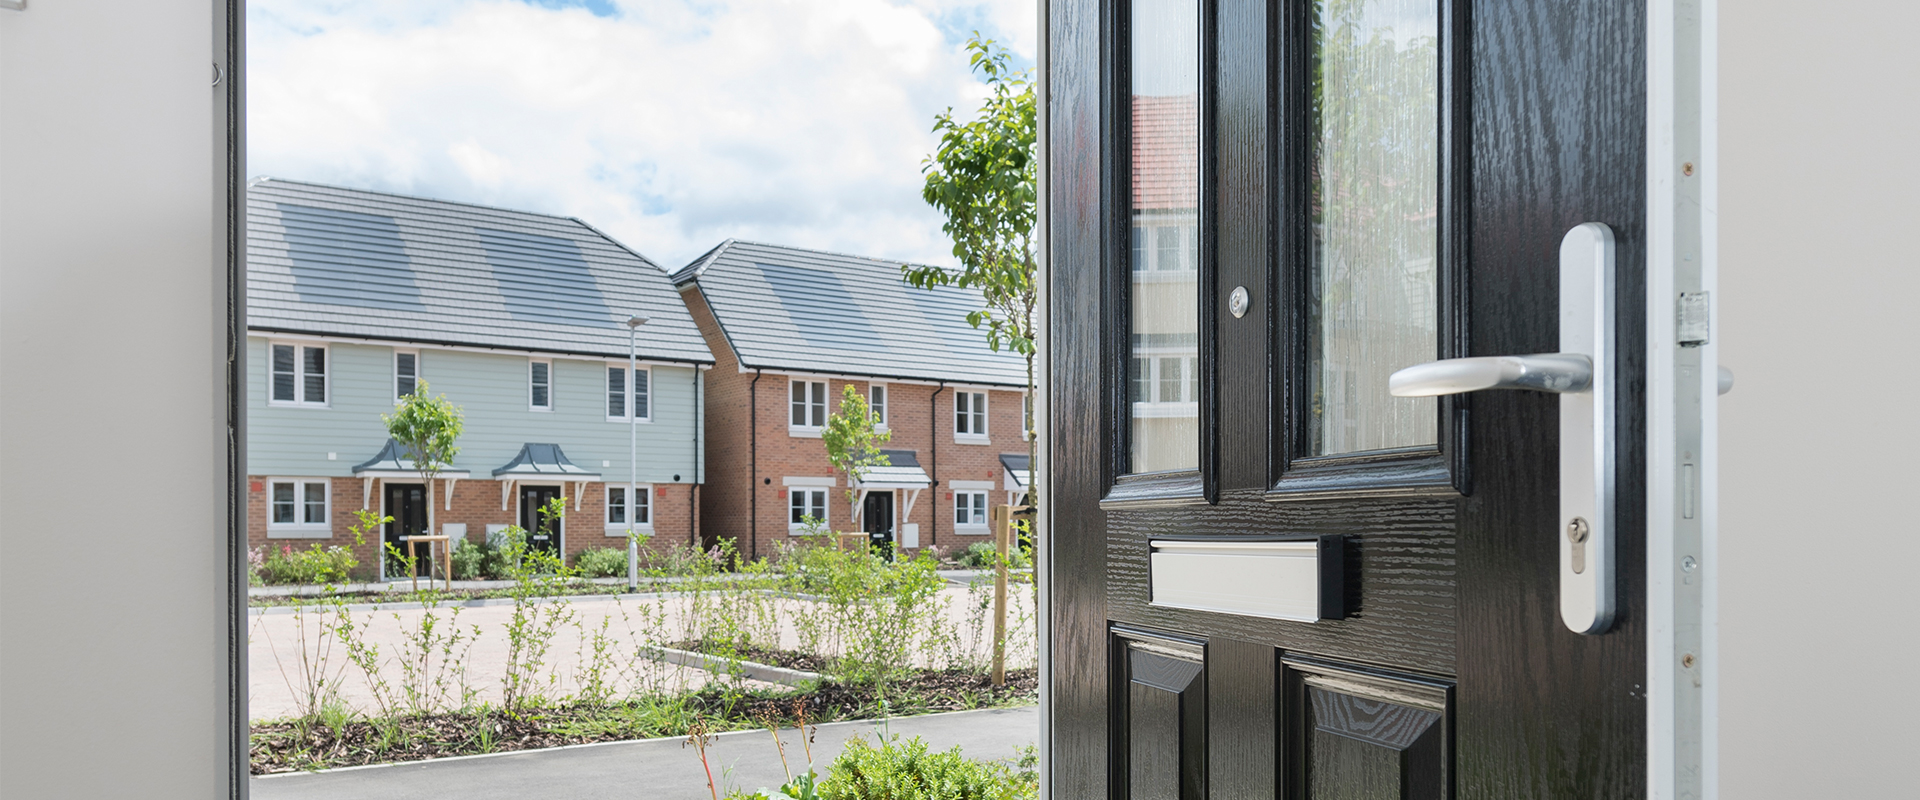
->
[393,348,419,400]
[869,382,889,430]
[606,363,652,423]
[268,341,329,407]
[604,483,653,534]
[951,480,993,534]
[266,477,333,539]
[529,358,553,412]
[954,389,989,444]
[787,484,830,532]
[789,378,828,437]
[1129,353,1200,413]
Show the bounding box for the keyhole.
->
[1567,517,1590,574]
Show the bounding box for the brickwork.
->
[246,475,701,580]
[683,283,1030,561]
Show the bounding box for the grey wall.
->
[247,337,704,483]
[0,1,237,797]
[1719,3,1920,795]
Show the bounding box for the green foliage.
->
[954,542,1031,571]
[450,538,488,580]
[822,385,892,505]
[261,543,359,585]
[818,735,1037,800]
[574,546,629,579]
[777,543,948,686]
[382,379,465,476]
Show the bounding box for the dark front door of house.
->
[1048,0,1646,797]
[383,483,428,578]
[519,484,562,557]
[863,491,895,556]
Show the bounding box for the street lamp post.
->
[626,315,648,589]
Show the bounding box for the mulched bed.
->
[249,669,1038,775]
[668,639,835,673]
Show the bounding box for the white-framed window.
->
[394,349,418,399]
[869,383,888,429]
[266,478,332,538]
[607,364,651,422]
[953,489,990,532]
[1130,355,1199,404]
[269,342,328,406]
[954,390,988,442]
[789,487,829,530]
[529,359,553,411]
[790,379,827,434]
[605,484,652,533]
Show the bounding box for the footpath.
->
[250,705,1039,800]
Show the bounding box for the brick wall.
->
[246,475,701,580]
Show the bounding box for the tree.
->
[821,384,892,523]
[383,379,465,566]
[905,33,1038,506]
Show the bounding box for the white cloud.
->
[247,0,1037,270]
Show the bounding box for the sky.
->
[248,0,1038,270]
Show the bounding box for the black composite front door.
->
[1048,0,1646,797]
[864,491,896,555]
[519,484,563,557]
[383,483,428,579]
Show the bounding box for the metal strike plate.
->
[1559,222,1615,634]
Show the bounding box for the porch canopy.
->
[492,443,601,510]
[1000,453,1032,506]
[351,439,472,510]
[852,449,931,523]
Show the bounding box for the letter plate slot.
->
[1148,536,1345,623]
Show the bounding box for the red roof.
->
[1131,94,1199,211]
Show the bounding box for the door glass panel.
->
[1306,0,1440,456]
[1129,0,1200,474]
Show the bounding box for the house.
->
[245,179,712,577]
[672,240,1029,561]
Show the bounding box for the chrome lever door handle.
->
[1388,353,1593,397]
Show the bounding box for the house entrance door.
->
[382,483,428,579]
[863,491,895,556]
[1047,0,1648,797]
[519,484,563,557]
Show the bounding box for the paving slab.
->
[251,705,1039,800]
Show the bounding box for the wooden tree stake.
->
[991,504,1011,687]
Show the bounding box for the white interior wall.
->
[1718,3,1920,796]
[0,2,235,797]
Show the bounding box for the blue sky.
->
[248,0,1037,269]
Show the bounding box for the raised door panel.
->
[1285,656,1451,800]
[1114,629,1206,800]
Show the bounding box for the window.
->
[1130,226,1147,271]
[394,350,418,399]
[789,487,828,529]
[954,490,989,531]
[270,342,327,406]
[955,390,988,441]
[605,484,651,532]
[790,379,827,432]
[267,478,331,537]
[529,359,552,410]
[869,383,888,428]
[1132,355,1199,404]
[1155,225,1182,270]
[607,365,650,421]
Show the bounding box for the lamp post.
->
[626,315,649,589]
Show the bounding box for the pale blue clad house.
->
[245,179,712,577]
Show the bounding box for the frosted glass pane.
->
[1129,0,1200,474]
[1307,0,1440,456]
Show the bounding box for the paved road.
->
[252,705,1039,800]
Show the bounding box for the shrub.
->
[450,539,489,580]
[956,542,1031,570]
[261,543,358,585]
[818,735,1036,800]
[574,546,629,578]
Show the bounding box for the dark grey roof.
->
[247,178,712,363]
[352,439,473,477]
[491,443,600,479]
[672,240,1025,386]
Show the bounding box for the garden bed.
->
[249,669,1038,775]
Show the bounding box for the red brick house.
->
[672,240,1029,561]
